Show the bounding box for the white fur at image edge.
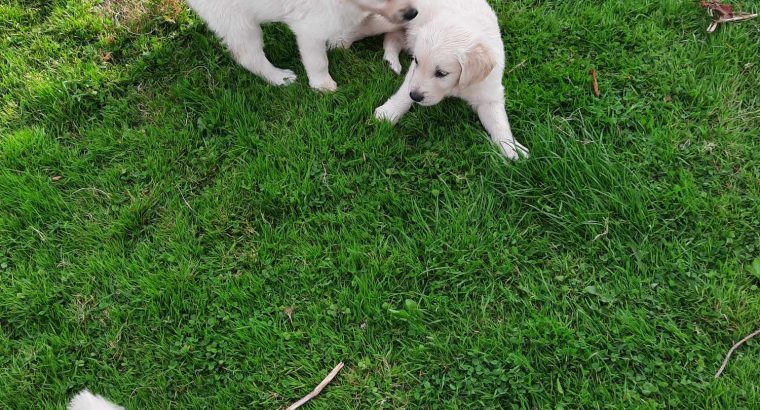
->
[68,390,124,410]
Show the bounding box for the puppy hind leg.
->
[223,22,297,86]
[383,30,404,74]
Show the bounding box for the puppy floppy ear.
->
[458,43,495,87]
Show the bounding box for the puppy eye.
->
[435,69,449,78]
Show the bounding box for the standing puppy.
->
[186,0,418,91]
[375,0,529,160]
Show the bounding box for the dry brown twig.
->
[286,362,344,410]
[590,69,600,97]
[715,328,760,378]
[701,1,758,33]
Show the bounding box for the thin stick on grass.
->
[286,362,344,410]
[590,69,600,97]
[71,187,111,199]
[719,13,758,23]
[715,328,760,378]
[177,185,195,212]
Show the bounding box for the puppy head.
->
[408,22,496,106]
[352,0,418,24]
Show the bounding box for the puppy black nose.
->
[402,8,418,21]
[410,91,424,102]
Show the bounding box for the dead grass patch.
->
[97,0,184,33]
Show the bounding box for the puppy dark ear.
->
[458,43,495,87]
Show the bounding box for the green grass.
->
[1,0,759,407]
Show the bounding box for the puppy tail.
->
[68,389,124,410]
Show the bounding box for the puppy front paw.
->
[267,69,297,86]
[374,104,402,124]
[495,139,530,161]
[311,77,338,92]
[384,55,402,74]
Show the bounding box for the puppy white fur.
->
[374,0,529,160]
[186,0,417,91]
[68,390,123,410]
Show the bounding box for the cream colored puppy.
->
[186,0,418,91]
[68,390,123,410]
[375,0,529,160]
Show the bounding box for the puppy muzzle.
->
[402,8,418,21]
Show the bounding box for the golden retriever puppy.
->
[186,0,418,91]
[68,390,123,410]
[375,0,529,160]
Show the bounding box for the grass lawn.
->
[1,0,759,407]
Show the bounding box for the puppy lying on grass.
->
[187,0,418,91]
[375,0,529,160]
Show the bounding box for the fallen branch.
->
[715,328,760,378]
[701,1,758,33]
[286,362,344,410]
[590,69,600,97]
